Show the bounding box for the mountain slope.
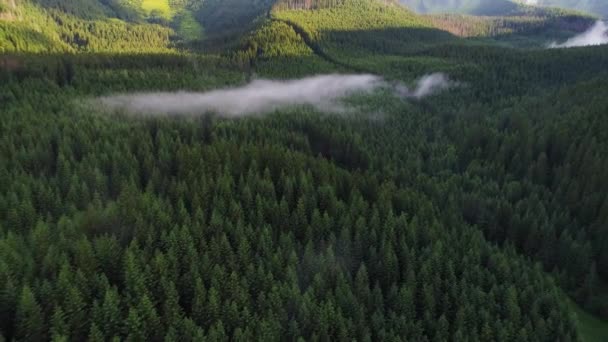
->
[0,0,599,53]
[0,0,281,51]
[271,0,454,66]
[263,0,595,73]
[0,1,174,52]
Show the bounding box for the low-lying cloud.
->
[395,73,452,99]
[97,73,452,117]
[549,21,608,48]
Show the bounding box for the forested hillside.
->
[1,0,608,340]
[0,0,176,52]
[0,0,275,52]
[0,0,596,53]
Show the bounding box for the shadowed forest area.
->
[1,0,608,340]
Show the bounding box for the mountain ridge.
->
[401,0,608,18]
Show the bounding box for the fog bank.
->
[398,73,452,99]
[549,21,608,48]
[98,73,452,117]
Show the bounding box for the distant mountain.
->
[399,0,522,15]
[400,0,608,18]
[518,0,608,18]
[401,0,607,17]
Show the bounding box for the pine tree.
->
[50,306,68,340]
[15,286,45,341]
[95,287,123,338]
[0,278,17,339]
[125,307,145,342]
[139,294,163,341]
[87,323,105,342]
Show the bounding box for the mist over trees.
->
[1,0,608,340]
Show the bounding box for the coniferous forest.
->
[1,0,608,341]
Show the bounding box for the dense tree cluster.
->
[0,57,584,339]
[273,0,350,11]
[271,3,608,319]
[1,0,608,340]
[267,3,608,319]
